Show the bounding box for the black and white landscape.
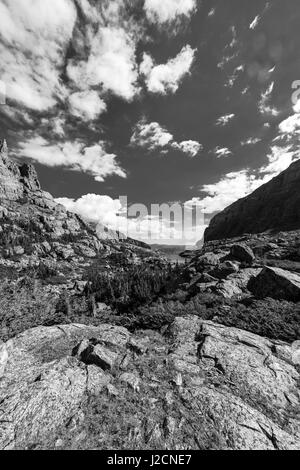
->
[0,0,300,452]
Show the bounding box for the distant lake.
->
[151,245,195,264]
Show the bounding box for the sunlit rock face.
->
[0,140,25,201]
[205,159,300,242]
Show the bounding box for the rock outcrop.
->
[249,267,300,302]
[0,140,152,274]
[204,159,300,242]
[0,317,299,450]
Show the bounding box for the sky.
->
[1,0,300,245]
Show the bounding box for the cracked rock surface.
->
[0,317,299,450]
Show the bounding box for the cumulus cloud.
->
[57,194,205,245]
[187,144,299,214]
[241,137,261,146]
[0,0,145,126]
[140,46,196,95]
[216,114,235,126]
[68,91,107,121]
[279,114,300,135]
[67,26,140,101]
[56,194,123,226]
[173,141,203,157]
[259,82,279,116]
[130,121,202,157]
[144,0,197,24]
[16,137,126,182]
[0,0,77,112]
[214,147,232,158]
[130,121,173,151]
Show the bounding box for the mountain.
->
[0,139,152,276]
[1,139,300,450]
[205,159,300,242]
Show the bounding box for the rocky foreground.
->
[1,315,300,450]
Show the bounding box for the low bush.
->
[0,278,64,341]
[131,295,300,342]
[85,262,186,314]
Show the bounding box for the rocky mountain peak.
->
[0,140,152,276]
[0,140,41,200]
[0,139,8,159]
[205,159,300,242]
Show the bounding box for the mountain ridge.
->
[0,139,152,276]
[204,159,300,242]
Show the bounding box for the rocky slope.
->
[1,139,300,450]
[205,159,300,242]
[1,316,299,450]
[0,140,153,278]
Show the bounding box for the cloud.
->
[214,147,232,158]
[16,137,126,182]
[130,121,202,156]
[68,91,107,121]
[56,194,123,225]
[277,100,300,143]
[249,15,261,30]
[216,114,235,126]
[187,144,299,214]
[57,194,206,245]
[279,110,300,135]
[173,141,203,157]
[0,0,145,126]
[130,121,173,151]
[0,0,77,112]
[258,82,279,116]
[144,0,197,24]
[140,45,196,95]
[241,137,261,146]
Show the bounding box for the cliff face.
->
[0,140,41,200]
[0,140,151,272]
[205,159,300,242]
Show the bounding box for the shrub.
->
[124,294,300,342]
[216,298,300,343]
[85,262,185,314]
[0,278,64,341]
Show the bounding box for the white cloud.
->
[279,114,300,135]
[16,137,126,182]
[249,15,261,30]
[131,121,173,151]
[144,0,197,24]
[68,91,107,121]
[187,144,299,214]
[57,194,206,245]
[0,0,77,111]
[214,147,232,158]
[241,137,261,146]
[216,114,235,126]
[56,194,123,225]
[131,121,202,156]
[140,45,196,95]
[259,82,279,116]
[67,27,139,101]
[0,0,145,125]
[173,141,203,157]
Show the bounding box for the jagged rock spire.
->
[0,139,8,156]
